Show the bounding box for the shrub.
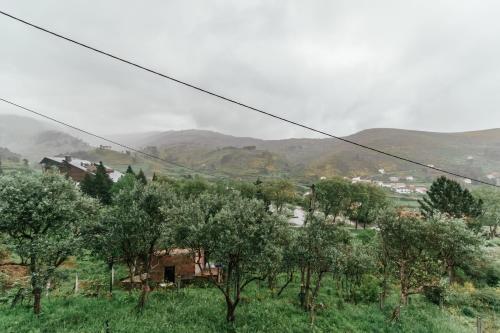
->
[357,275,380,303]
[461,306,475,317]
[424,285,445,305]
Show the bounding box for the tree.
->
[136,169,147,185]
[80,162,114,205]
[419,176,483,222]
[474,187,500,238]
[0,172,97,314]
[347,183,387,229]
[0,159,3,175]
[314,178,352,222]
[125,165,135,175]
[427,217,482,284]
[83,173,137,296]
[262,179,296,213]
[377,210,439,306]
[196,195,289,322]
[297,215,350,312]
[101,180,176,311]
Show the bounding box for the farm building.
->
[40,156,123,183]
[122,249,221,287]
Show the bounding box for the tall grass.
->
[0,279,474,333]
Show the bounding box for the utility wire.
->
[0,9,497,187]
[0,97,222,180]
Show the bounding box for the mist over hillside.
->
[1,114,499,181]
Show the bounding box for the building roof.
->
[40,156,123,183]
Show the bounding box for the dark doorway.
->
[164,266,175,283]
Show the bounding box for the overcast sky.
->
[1,1,499,140]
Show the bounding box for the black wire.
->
[0,98,222,180]
[0,9,497,187]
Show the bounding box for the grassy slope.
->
[0,281,471,333]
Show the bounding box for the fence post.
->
[74,273,79,295]
[476,316,482,333]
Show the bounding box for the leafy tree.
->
[84,173,137,296]
[377,210,439,306]
[101,180,176,311]
[125,165,135,175]
[262,179,296,213]
[347,183,387,229]
[427,217,482,283]
[314,178,352,222]
[198,195,289,322]
[0,172,97,314]
[419,176,483,222]
[297,215,350,312]
[0,159,3,175]
[474,187,500,238]
[136,169,147,185]
[171,192,227,275]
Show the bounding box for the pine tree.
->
[93,162,113,205]
[80,173,95,197]
[152,172,158,182]
[136,169,147,185]
[126,165,135,175]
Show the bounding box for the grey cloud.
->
[1,0,500,141]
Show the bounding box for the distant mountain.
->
[112,127,500,182]
[0,115,91,162]
[2,114,500,182]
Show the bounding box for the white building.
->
[389,176,399,182]
[395,188,412,194]
[405,176,414,181]
[463,178,472,185]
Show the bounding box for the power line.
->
[0,97,222,180]
[0,10,497,188]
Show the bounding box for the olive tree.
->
[427,217,482,283]
[100,179,177,311]
[0,172,97,314]
[377,210,439,306]
[200,195,289,322]
[297,215,350,311]
[314,178,352,223]
[474,187,500,238]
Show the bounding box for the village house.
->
[40,156,123,183]
[389,176,400,182]
[122,249,221,287]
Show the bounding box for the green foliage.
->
[474,187,500,238]
[80,162,113,205]
[419,176,483,221]
[261,179,296,213]
[377,210,440,304]
[136,169,147,185]
[426,218,482,283]
[314,178,352,222]
[0,172,98,313]
[347,183,387,229]
[125,165,135,175]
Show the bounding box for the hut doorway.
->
[164,266,175,283]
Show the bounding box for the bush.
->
[471,288,500,309]
[424,285,445,305]
[485,265,500,287]
[357,275,380,303]
[461,306,475,317]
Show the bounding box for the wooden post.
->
[379,292,384,309]
[176,275,181,291]
[476,316,482,333]
[46,280,51,298]
[74,273,79,294]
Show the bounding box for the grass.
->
[0,276,476,333]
